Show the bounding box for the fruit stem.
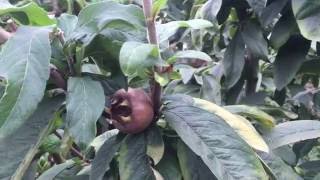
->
[142,0,162,117]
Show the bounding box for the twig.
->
[142,0,162,117]
[53,131,89,163]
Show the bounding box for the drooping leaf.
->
[273,35,310,90]
[167,50,212,64]
[263,120,320,149]
[201,0,222,22]
[0,96,64,179]
[260,0,289,27]
[163,94,267,180]
[224,105,275,128]
[177,140,217,180]
[37,160,76,180]
[295,0,320,20]
[241,20,268,60]
[0,26,51,138]
[66,77,105,149]
[223,29,245,89]
[118,133,156,180]
[157,19,213,43]
[146,125,165,165]
[257,151,303,180]
[292,0,320,41]
[0,1,55,25]
[90,133,125,180]
[119,41,160,79]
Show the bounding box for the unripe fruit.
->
[109,88,154,134]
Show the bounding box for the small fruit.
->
[109,88,154,134]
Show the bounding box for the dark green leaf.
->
[223,30,245,89]
[66,77,105,149]
[245,0,266,15]
[118,133,156,180]
[177,140,217,180]
[0,26,51,138]
[260,0,289,26]
[155,147,182,180]
[298,160,320,172]
[38,160,76,180]
[273,35,310,90]
[0,96,64,179]
[0,1,55,25]
[241,20,268,60]
[200,74,221,105]
[263,120,320,149]
[163,94,267,180]
[90,133,124,180]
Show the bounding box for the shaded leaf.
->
[245,0,266,15]
[260,0,289,27]
[118,133,156,180]
[38,160,76,180]
[201,0,222,22]
[200,74,221,105]
[66,77,105,149]
[273,35,310,90]
[0,26,51,138]
[0,96,64,179]
[146,126,165,165]
[263,120,320,149]
[163,94,267,180]
[155,147,182,180]
[223,29,245,89]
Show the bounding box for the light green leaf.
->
[0,26,51,138]
[263,120,320,149]
[38,160,76,180]
[157,19,213,43]
[119,41,159,78]
[224,105,275,128]
[163,94,267,180]
[57,14,78,40]
[66,77,105,149]
[292,0,320,41]
[118,133,156,180]
[152,0,168,18]
[167,50,212,64]
[90,129,119,151]
[0,1,55,25]
[0,96,64,179]
[295,0,320,20]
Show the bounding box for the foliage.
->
[1,0,320,179]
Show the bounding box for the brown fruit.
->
[109,88,154,134]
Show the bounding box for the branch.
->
[0,27,12,44]
[142,0,162,117]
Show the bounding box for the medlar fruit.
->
[109,88,154,134]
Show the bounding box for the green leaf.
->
[118,133,156,180]
[295,0,320,20]
[245,0,267,15]
[66,77,105,149]
[146,125,165,165]
[157,19,213,43]
[177,140,217,180]
[0,1,55,25]
[163,94,267,180]
[38,160,76,180]
[90,129,119,151]
[200,74,221,105]
[119,41,159,78]
[273,35,310,90]
[152,0,168,19]
[57,14,78,40]
[167,50,212,64]
[201,0,222,22]
[292,0,320,41]
[223,29,245,89]
[257,151,303,180]
[263,120,320,149]
[241,20,268,60]
[155,147,182,180]
[260,0,289,27]
[0,26,51,138]
[224,105,275,128]
[0,96,64,179]
[258,106,298,119]
[91,133,124,180]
